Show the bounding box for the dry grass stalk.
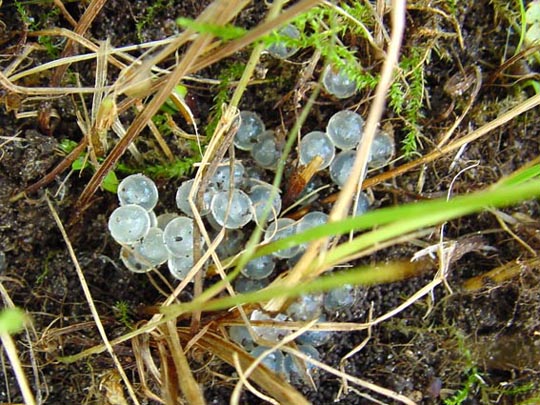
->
[165,321,205,404]
[0,284,38,405]
[46,195,140,405]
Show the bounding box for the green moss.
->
[135,0,172,42]
[117,157,198,180]
[205,62,245,138]
[113,301,133,329]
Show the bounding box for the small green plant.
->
[38,34,61,58]
[117,156,198,179]
[58,139,119,193]
[135,0,172,43]
[205,62,245,138]
[14,0,34,27]
[444,366,485,405]
[14,0,61,56]
[393,47,425,157]
[36,250,56,285]
[277,3,379,93]
[113,301,133,329]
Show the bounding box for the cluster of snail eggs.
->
[264,24,358,100]
[102,18,408,386]
[297,108,394,215]
[228,284,359,383]
[108,174,197,279]
[107,104,393,381]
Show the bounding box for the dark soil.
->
[0,1,539,404]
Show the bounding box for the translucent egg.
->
[248,183,282,225]
[286,293,323,321]
[156,212,178,230]
[251,310,290,342]
[353,192,371,217]
[329,150,356,188]
[250,346,285,374]
[324,284,358,313]
[216,229,246,258]
[368,130,395,168]
[326,110,364,150]
[296,315,333,347]
[251,130,281,169]
[296,211,328,250]
[135,227,169,266]
[209,161,246,190]
[283,344,320,382]
[163,216,194,257]
[234,275,270,293]
[298,131,335,171]
[210,189,253,229]
[266,24,300,59]
[205,209,225,231]
[322,64,357,99]
[176,179,213,217]
[245,166,265,183]
[148,210,158,227]
[286,250,304,268]
[167,253,194,281]
[296,211,328,234]
[264,218,300,259]
[229,325,255,351]
[234,111,265,151]
[117,174,159,211]
[108,204,151,244]
[120,247,152,273]
[241,255,275,280]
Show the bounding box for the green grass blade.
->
[162,261,412,316]
[495,163,540,187]
[254,180,540,260]
[162,179,540,318]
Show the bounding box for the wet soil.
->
[0,1,539,404]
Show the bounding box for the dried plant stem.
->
[49,0,107,87]
[165,321,205,404]
[0,332,36,405]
